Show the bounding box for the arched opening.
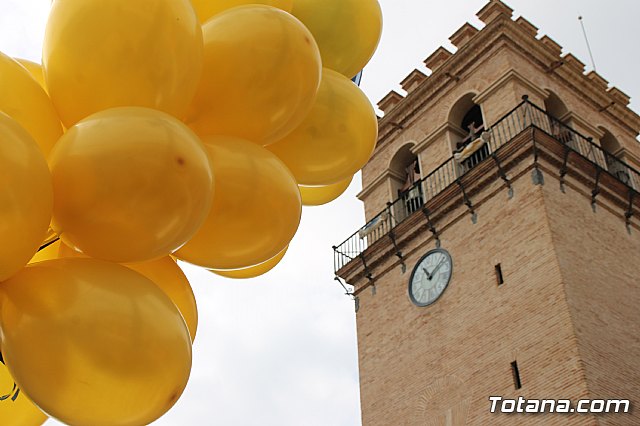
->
[544,91,568,119]
[449,94,490,173]
[390,144,419,183]
[448,93,477,128]
[600,128,622,156]
[543,92,575,146]
[389,144,422,221]
[599,128,632,186]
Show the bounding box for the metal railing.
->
[333,98,640,273]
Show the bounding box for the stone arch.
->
[389,142,420,196]
[447,93,486,150]
[599,127,622,156]
[544,90,569,119]
[598,126,633,186]
[448,93,483,131]
[542,90,576,147]
[389,142,418,175]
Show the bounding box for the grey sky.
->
[1,0,639,425]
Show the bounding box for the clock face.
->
[408,248,453,307]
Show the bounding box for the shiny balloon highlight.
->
[269,69,378,186]
[187,5,321,145]
[176,136,301,270]
[49,107,214,263]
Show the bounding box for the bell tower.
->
[333,1,640,425]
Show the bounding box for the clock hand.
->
[430,258,446,278]
[422,267,432,281]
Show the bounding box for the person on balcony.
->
[455,121,484,152]
[454,122,492,163]
[399,159,423,216]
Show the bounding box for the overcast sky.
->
[1,1,639,425]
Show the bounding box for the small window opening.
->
[495,264,504,286]
[511,361,522,390]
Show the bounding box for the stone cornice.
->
[514,16,538,38]
[587,70,609,91]
[473,69,549,105]
[424,47,454,72]
[476,0,513,24]
[400,69,427,93]
[607,87,631,106]
[357,169,403,201]
[449,23,479,49]
[539,35,562,57]
[562,53,585,73]
[377,90,404,114]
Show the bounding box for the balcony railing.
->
[333,97,640,273]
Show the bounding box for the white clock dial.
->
[408,249,452,307]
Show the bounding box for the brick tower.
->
[333,1,640,425]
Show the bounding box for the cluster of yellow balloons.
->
[0,0,381,424]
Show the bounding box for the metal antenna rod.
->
[578,15,597,71]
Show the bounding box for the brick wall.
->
[543,178,640,426]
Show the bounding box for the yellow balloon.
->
[268,69,378,185]
[176,136,301,270]
[56,241,84,259]
[211,245,288,279]
[15,59,47,92]
[57,244,198,342]
[187,5,321,145]
[0,258,192,426]
[299,176,353,206]
[191,0,293,23]
[0,113,53,281]
[0,52,62,156]
[125,258,199,343]
[49,107,214,263]
[43,0,203,127]
[28,240,61,264]
[291,0,382,78]
[0,365,11,394]
[0,362,47,426]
